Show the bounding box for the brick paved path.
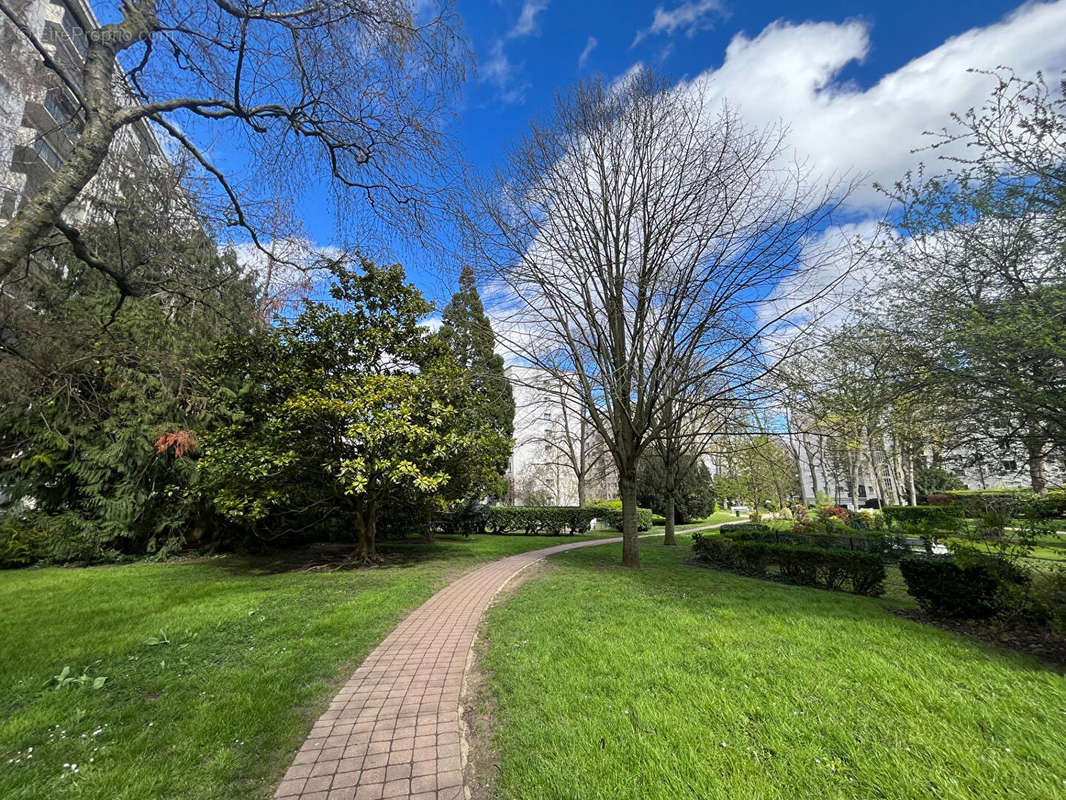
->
[274,533,661,800]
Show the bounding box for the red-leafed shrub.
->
[818,505,850,525]
[155,430,198,458]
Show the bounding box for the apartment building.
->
[0,0,166,223]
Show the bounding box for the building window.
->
[1002,460,1017,472]
[857,484,867,498]
[33,137,62,170]
[61,11,89,58]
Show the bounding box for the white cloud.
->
[509,0,549,39]
[481,39,530,104]
[634,0,724,46]
[682,1,1066,209]
[481,0,550,104]
[578,35,598,70]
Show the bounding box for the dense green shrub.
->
[939,489,1066,519]
[482,506,599,536]
[723,526,898,557]
[898,555,1030,618]
[882,504,963,530]
[0,512,132,568]
[718,522,771,535]
[589,501,653,532]
[691,533,885,596]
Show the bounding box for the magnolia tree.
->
[200,258,510,561]
[466,69,857,567]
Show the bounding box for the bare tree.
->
[0,0,466,281]
[468,69,857,567]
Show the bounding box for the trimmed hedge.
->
[718,522,771,535]
[588,503,654,532]
[692,533,885,596]
[722,526,898,557]
[482,506,598,536]
[898,555,1030,618]
[882,504,962,531]
[940,489,1066,519]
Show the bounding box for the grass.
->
[481,534,1066,800]
[0,533,614,800]
[676,510,740,529]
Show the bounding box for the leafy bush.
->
[718,522,771,535]
[691,533,885,596]
[882,505,962,530]
[0,515,45,568]
[939,489,1065,519]
[483,506,599,536]
[1029,567,1066,634]
[723,526,897,556]
[818,506,850,525]
[588,501,653,532]
[898,555,1030,618]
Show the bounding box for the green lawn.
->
[0,533,613,800]
[677,510,740,529]
[481,534,1066,800]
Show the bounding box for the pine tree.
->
[439,265,515,485]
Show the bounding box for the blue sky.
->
[458,0,1024,166]
[224,0,1066,307]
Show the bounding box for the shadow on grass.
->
[551,537,1066,676]
[193,535,484,577]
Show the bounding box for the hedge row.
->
[898,556,1029,618]
[480,504,654,536]
[692,532,885,596]
[483,506,597,536]
[720,524,901,557]
[882,504,962,530]
[930,489,1066,519]
[589,502,654,532]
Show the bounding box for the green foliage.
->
[0,220,257,564]
[482,506,598,536]
[438,264,515,495]
[941,489,1066,519]
[723,525,899,557]
[199,258,511,557]
[913,464,966,501]
[636,454,715,522]
[588,500,653,531]
[692,533,886,596]
[882,504,963,531]
[898,556,1029,618]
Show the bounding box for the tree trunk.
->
[867,439,888,509]
[618,468,641,568]
[1025,433,1048,495]
[663,495,677,546]
[793,438,807,505]
[907,452,917,506]
[0,115,117,278]
[848,453,860,510]
[577,474,586,507]
[354,501,378,561]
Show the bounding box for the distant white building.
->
[505,365,617,506]
[791,430,1064,509]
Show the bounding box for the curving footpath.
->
[273,526,727,800]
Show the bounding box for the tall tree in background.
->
[200,259,509,561]
[878,69,1066,493]
[468,69,856,566]
[439,264,515,495]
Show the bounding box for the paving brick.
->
[273,534,637,799]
